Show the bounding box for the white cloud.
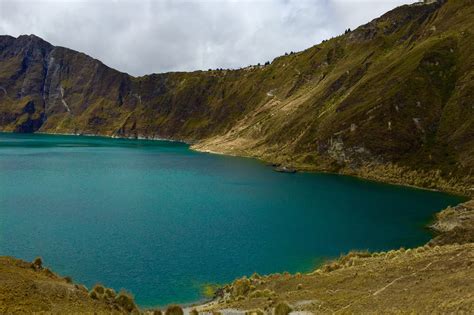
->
[0,0,412,76]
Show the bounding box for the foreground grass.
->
[1,201,472,314]
[195,201,474,314]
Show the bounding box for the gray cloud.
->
[0,0,412,76]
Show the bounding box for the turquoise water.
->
[0,133,465,306]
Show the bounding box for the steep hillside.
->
[0,0,472,194]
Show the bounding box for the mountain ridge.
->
[0,0,472,195]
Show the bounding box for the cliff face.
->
[0,0,472,193]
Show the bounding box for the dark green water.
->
[0,133,465,306]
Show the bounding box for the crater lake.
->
[0,133,465,306]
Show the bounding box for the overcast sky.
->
[0,0,413,76]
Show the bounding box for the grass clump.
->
[105,288,117,300]
[322,262,342,273]
[232,277,251,297]
[31,257,43,271]
[273,301,292,315]
[89,290,99,300]
[92,284,105,295]
[165,304,183,315]
[115,290,137,312]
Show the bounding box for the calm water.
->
[0,133,465,306]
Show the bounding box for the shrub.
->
[115,291,137,312]
[165,305,183,315]
[274,301,292,315]
[250,288,275,299]
[92,284,105,295]
[189,309,198,315]
[63,276,73,283]
[263,289,274,296]
[322,262,341,273]
[89,290,99,300]
[31,257,43,270]
[105,288,116,299]
[339,250,371,265]
[232,277,251,297]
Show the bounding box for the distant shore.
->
[2,130,471,198]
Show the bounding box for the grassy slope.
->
[0,257,136,314]
[194,0,474,194]
[197,200,474,314]
[0,0,472,194]
[1,201,472,314]
[200,244,474,314]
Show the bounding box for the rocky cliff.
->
[0,0,472,194]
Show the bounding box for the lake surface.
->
[0,133,465,306]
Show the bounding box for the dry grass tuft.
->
[165,304,183,315]
[273,301,292,315]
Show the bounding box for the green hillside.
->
[0,0,472,194]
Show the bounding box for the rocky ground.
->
[1,201,473,314]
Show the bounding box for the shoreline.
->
[1,129,470,198]
[190,200,474,314]
[191,146,472,198]
[0,130,472,312]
